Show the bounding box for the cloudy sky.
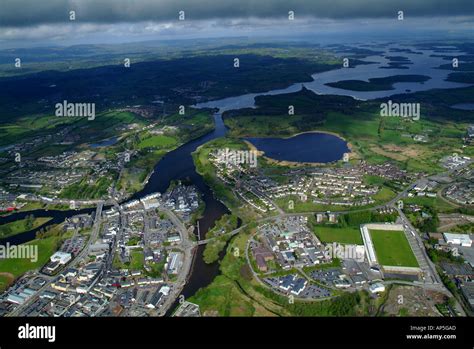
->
[1,0,474,46]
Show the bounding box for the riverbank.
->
[1,114,230,308]
[0,217,52,240]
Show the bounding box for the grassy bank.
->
[0,216,52,239]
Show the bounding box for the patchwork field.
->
[224,87,474,175]
[314,226,363,245]
[369,229,419,267]
[0,236,60,284]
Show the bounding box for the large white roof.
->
[443,233,472,244]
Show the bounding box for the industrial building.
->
[443,233,472,247]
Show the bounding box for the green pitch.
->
[369,229,419,267]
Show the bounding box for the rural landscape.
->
[0,0,473,347]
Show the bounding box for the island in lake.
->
[325,74,431,91]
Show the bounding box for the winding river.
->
[0,113,230,302]
[1,42,472,312]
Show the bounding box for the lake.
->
[195,43,472,112]
[245,132,350,163]
[2,41,471,314]
[450,103,474,111]
[89,136,119,148]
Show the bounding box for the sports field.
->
[369,229,419,267]
[138,135,178,149]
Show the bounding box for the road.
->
[68,201,104,269]
[7,157,469,316]
[394,206,442,285]
[156,207,196,316]
[8,201,104,316]
[217,170,469,307]
[393,206,466,316]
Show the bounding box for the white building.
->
[166,233,181,243]
[50,251,72,264]
[166,252,182,275]
[360,225,377,266]
[141,197,160,210]
[159,285,171,296]
[413,180,428,192]
[369,283,386,294]
[443,233,472,247]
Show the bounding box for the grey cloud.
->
[1,0,474,27]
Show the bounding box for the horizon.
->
[1,0,474,48]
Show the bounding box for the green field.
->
[403,196,457,212]
[189,274,257,316]
[0,236,60,291]
[59,175,114,199]
[369,229,419,267]
[112,248,145,271]
[138,135,178,149]
[314,226,363,245]
[189,226,373,316]
[274,187,396,213]
[0,217,52,239]
[130,250,145,270]
[224,87,473,175]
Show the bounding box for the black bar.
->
[0,317,471,348]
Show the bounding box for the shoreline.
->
[243,130,357,167]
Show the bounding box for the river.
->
[0,113,230,302]
[128,112,230,298]
[1,41,471,312]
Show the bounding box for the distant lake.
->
[195,43,472,112]
[450,103,474,111]
[245,132,350,163]
[89,136,118,148]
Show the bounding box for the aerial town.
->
[1,5,474,349]
[1,117,473,321]
[0,183,201,317]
